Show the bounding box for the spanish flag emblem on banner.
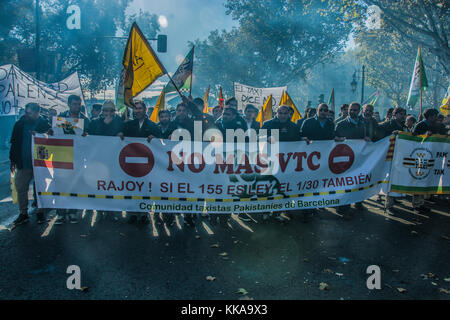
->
[33,137,74,169]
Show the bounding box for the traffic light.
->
[157,34,167,53]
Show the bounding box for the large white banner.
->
[390,132,450,194]
[0,64,85,116]
[33,134,391,213]
[234,82,287,111]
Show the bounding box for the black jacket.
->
[362,117,382,141]
[88,115,124,136]
[262,118,301,142]
[123,118,162,138]
[413,120,435,135]
[378,119,404,138]
[10,116,51,169]
[215,117,248,142]
[245,119,261,132]
[335,117,366,139]
[157,121,178,139]
[300,116,335,140]
[171,116,195,139]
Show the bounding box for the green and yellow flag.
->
[328,88,335,116]
[150,88,165,123]
[117,22,167,113]
[406,46,428,108]
[165,46,194,94]
[256,95,273,127]
[203,86,210,113]
[440,85,450,116]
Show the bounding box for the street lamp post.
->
[361,65,365,105]
[350,66,366,104]
[351,71,357,94]
[35,0,40,80]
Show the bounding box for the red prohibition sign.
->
[119,143,154,178]
[328,144,355,174]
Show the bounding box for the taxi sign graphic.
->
[402,147,434,180]
[328,144,355,174]
[119,143,154,177]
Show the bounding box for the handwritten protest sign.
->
[0,64,85,116]
[234,82,286,110]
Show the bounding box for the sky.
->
[126,0,237,72]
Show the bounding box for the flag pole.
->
[189,45,194,97]
[419,45,423,116]
[167,73,184,99]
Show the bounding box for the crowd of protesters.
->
[9,93,450,228]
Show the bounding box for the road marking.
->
[163,222,171,237]
[175,215,182,230]
[90,210,97,227]
[429,209,450,218]
[201,221,214,235]
[41,216,57,237]
[231,214,254,233]
[150,212,159,237]
[328,209,343,217]
[368,208,416,225]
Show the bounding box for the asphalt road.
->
[0,160,449,300]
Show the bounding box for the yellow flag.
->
[279,90,286,106]
[280,91,302,123]
[440,85,450,116]
[150,88,165,123]
[256,95,273,127]
[203,86,210,113]
[123,22,166,107]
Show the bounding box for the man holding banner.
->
[10,103,51,226]
[52,95,90,224]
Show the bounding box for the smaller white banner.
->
[234,82,287,111]
[52,117,85,135]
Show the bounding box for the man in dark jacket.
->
[361,104,381,141]
[192,97,217,132]
[171,102,195,140]
[378,107,406,215]
[413,108,439,135]
[55,94,90,135]
[120,101,162,140]
[335,102,367,140]
[296,107,316,131]
[87,101,124,137]
[119,101,161,224]
[87,101,124,222]
[379,107,406,138]
[53,95,90,224]
[262,105,301,142]
[335,102,370,214]
[157,109,177,139]
[410,108,440,214]
[10,103,51,226]
[300,103,335,141]
[244,104,260,132]
[215,107,248,141]
[335,104,349,124]
[90,104,102,120]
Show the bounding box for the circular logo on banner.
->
[403,148,434,180]
[328,144,355,174]
[119,143,154,178]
